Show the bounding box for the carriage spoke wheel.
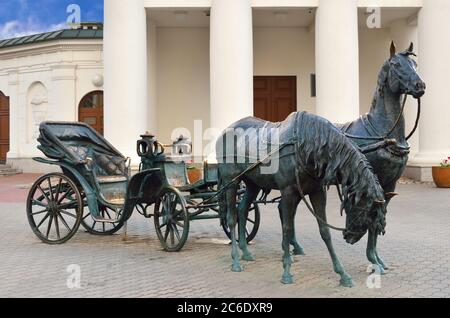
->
[154,187,189,252]
[26,173,82,244]
[81,204,124,235]
[222,201,260,243]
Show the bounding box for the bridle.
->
[343,56,422,145]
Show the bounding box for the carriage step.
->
[91,217,120,224]
[0,165,22,177]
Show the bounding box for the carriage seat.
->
[66,142,128,183]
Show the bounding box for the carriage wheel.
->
[222,202,260,243]
[81,205,124,235]
[26,173,83,244]
[154,187,190,252]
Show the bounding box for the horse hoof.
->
[370,264,386,275]
[281,274,294,285]
[231,264,243,272]
[293,248,305,256]
[378,260,389,271]
[340,277,354,288]
[241,253,255,261]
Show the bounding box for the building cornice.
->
[143,0,422,8]
[0,40,102,60]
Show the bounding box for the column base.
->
[404,152,450,182]
[403,165,433,182]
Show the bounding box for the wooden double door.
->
[253,76,297,123]
[0,91,9,163]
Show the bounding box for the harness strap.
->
[344,94,410,142]
[406,98,421,141]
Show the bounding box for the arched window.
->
[79,91,104,135]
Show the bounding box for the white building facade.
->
[0,25,104,172]
[1,0,449,181]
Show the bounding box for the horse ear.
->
[390,41,397,59]
[407,42,414,53]
[385,192,399,200]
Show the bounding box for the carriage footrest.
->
[90,217,121,224]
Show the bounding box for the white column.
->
[210,0,253,132]
[410,0,450,170]
[104,0,147,162]
[147,18,158,135]
[315,0,359,124]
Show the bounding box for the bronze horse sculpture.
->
[216,112,387,286]
[224,42,425,281]
[338,42,425,273]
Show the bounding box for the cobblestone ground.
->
[0,174,449,298]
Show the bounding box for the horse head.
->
[342,189,387,245]
[386,41,426,99]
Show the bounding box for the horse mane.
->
[371,60,390,107]
[296,113,385,209]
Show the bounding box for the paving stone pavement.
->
[0,174,449,298]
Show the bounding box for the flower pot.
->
[432,167,450,188]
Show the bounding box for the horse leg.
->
[291,218,306,255]
[369,182,396,271]
[237,182,259,261]
[279,187,299,284]
[278,205,305,255]
[225,183,242,272]
[367,229,386,275]
[374,232,388,270]
[309,189,354,288]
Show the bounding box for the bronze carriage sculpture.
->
[25,41,425,287]
[26,122,260,250]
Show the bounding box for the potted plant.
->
[187,165,203,184]
[432,157,450,188]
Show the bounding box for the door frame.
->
[78,90,104,135]
[0,91,10,164]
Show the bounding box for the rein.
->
[406,97,421,141]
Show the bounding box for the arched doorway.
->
[79,91,104,135]
[0,91,10,163]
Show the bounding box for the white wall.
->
[156,27,210,143]
[0,41,103,172]
[253,27,316,114]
